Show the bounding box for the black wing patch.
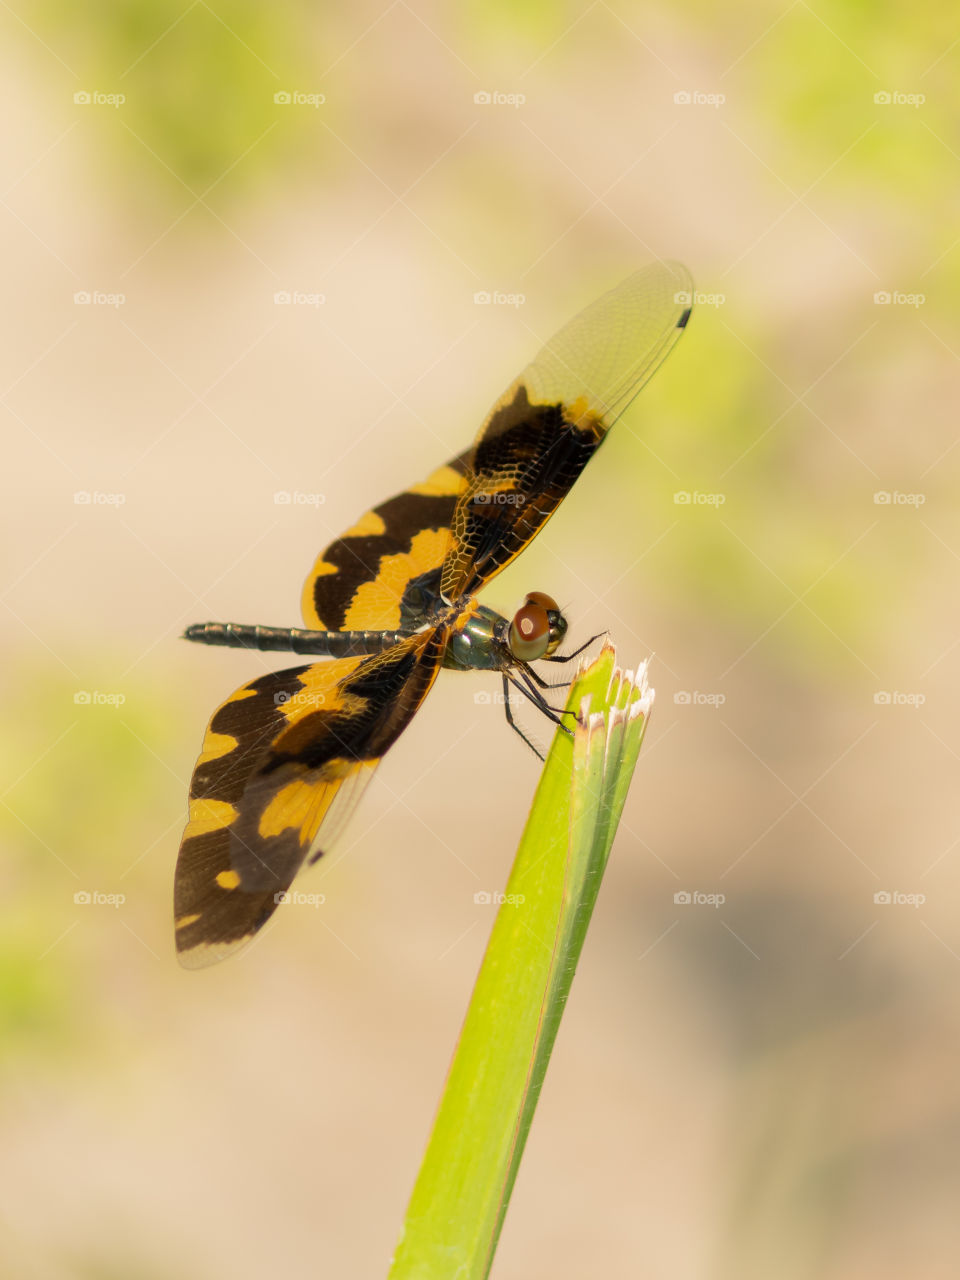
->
[301,452,470,631]
[174,629,445,967]
[441,260,692,598]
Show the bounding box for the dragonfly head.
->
[507,592,568,662]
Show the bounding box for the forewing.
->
[441,260,692,598]
[301,453,471,631]
[174,629,445,968]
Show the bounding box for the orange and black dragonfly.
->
[174,261,692,966]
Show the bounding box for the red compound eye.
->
[508,592,563,661]
[524,591,559,614]
[509,600,550,661]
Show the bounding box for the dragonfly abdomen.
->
[182,622,412,656]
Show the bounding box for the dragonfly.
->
[174,260,692,967]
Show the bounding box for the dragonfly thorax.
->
[442,593,567,672]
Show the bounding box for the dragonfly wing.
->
[441,261,692,598]
[174,629,445,967]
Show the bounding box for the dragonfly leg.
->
[501,674,546,761]
[512,668,576,720]
[506,670,577,745]
[521,663,571,693]
[524,632,606,689]
[543,632,605,665]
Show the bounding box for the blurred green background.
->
[2,2,958,1277]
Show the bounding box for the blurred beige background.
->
[1,2,958,1277]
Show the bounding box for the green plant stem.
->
[389,643,654,1280]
